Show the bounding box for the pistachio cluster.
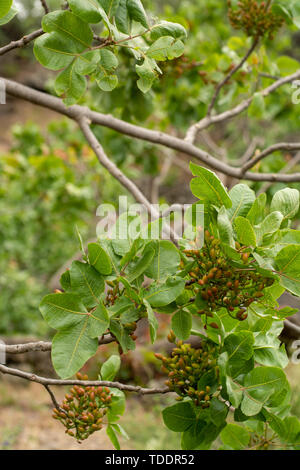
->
[155,336,219,407]
[52,373,111,442]
[184,231,274,323]
[228,0,285,39]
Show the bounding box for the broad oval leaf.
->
[101,354,121,381]
[234,216,256,247]
[227,184,255,221]
[145,276,185,307]
[270,188,300,219]
[220,423,250,450]
[145,240,180,280]
[52,318,98,378]
[88,242,112,275]
[70,261,104,309]
[162,402,196,432]
[275,244,300,296]
[171,309,192,341]
[190,163,232,209]
[39,293,87,329]
[0,0,12,18]
[89,301,109,338]
[69,0,103,23]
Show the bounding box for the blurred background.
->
[1,0,300,450]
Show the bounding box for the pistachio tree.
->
[1,0,300,450]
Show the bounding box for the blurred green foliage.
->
[0,120,127,334]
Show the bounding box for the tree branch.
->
[258,152,300,194]
[2,335,115,354]
[40,0,49,14]
[78,117,159,218]
[3,77,300,182]
[0,364,169,395]
[0,29,44,56]
[241,143,300,173]
[186,68,300,142]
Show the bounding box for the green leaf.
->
[88,242,112,275]
[241,366,289,416]
[96,72,118,91]
[234,216,256,247]
[115,0,130,34]
[136,57,158,93]
[99,239,121,277]
[100,48,118,70]
[270,188,299,219]
[127,0,148,28]
[217,206,234,246]
[34,33,76,70]
[42,10,93,48]
[106,425,120,450]
[190,163,232,209]
[107,388,126,422]
[101,354,121,381]
[145,240,180,280]
[220,424,250,450]
[34,11,93,70]
[171,309,192,341]
[147,36,184,61]
[248,92,265,118]
[69,261,104,309]
[262,408,286,437]
[52,318,98,378]
[254,211,284,245]
[209,398,228,427]
[69,0,103,23]
[224,331,254,378]
[144,276,185,307]
[127,245,155,282]
[0,0,12,18]
[99,0,120,19]
[276,55,300,75]
[55,61,87,105]
[227,184,255,221]
[150,21,187,40]
[0,4,17,25]
[39,293,87,329]
[60,270,71,291]
[275,244,300,296]
[254,333,288,369]
[109,319,136,352]
[88,301,109,338]
[181,420,222,450]
[143,299,158,343]
[226,376,243,408]
[247,193,267,225]
[162,402,196,432]
[74,50,101,75]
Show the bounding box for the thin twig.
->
[40,0,49,14]
[0,29,43,56]
[186,68,300,143]
[258,152,300,194]
[0,364,169,395]
[44,384,62,410]
[241,142,300,173]
[207,38,259,116]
